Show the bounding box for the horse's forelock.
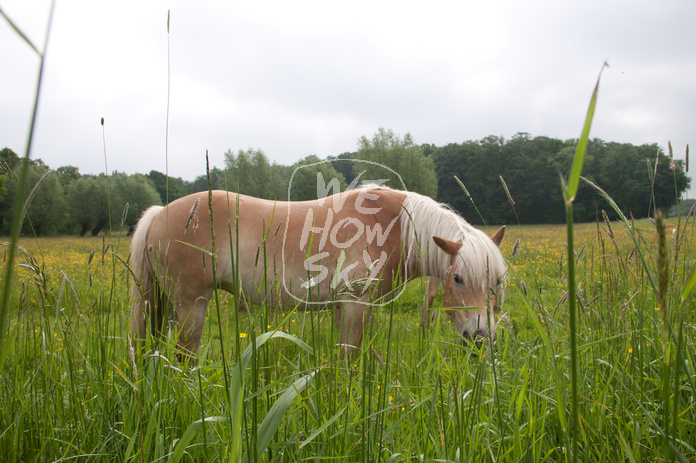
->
[455,230,506,291]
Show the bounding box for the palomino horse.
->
[130,185,506,357]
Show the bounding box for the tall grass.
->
[1,215,696,461]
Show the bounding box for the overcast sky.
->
[2,0,694,194]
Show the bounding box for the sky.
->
[2,0,695,194]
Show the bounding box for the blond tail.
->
[130,205,164,344]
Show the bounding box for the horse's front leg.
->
[421,277,440,326]
[337,300,372,360]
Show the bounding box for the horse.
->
[129,185,506,358]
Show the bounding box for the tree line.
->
[0,130,689,235]
[424,133,689,224]
[0,149,161,236]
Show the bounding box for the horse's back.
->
[138,188,409,304]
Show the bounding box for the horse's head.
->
[433,226,506,347]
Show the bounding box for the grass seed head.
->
[512,238,521,256]
[654,210,669,324]
[499,175,515,206]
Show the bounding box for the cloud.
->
[1,0,694,194]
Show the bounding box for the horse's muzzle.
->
[462,329,488,349]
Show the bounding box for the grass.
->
[562,68,602,463]
[1,216,695,462]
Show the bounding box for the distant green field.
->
[1,218,694,461]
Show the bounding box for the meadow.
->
[1,214,694,462]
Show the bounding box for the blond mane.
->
[396,189,505,290]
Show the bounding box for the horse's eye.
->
[454,274,464,285]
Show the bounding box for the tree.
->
[0,148,22,204]
[55,165,81,194]
[500,134,570,223]
[146,170,189,204]
[65,176,92,235]
[0,147,21,171]
[64,173,161,235]
[111,173,162,228]
[355,128,437,198]
[593,142,689,220]
[429,135,690,224]
[190,167,226,193]
[0,168,5,204]
[224,148,289,200]
[430,141,483,220]
[223,148,254,194]
[65,175,110,236]
[287,155,347,201]
[0,162,65,236]
[327,152,358,186]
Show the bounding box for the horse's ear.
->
[433,236,463,255]
[490,225,505,246]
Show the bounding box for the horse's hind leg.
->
[131,279,171,352]
[175,292,210,358]
[338,300,371,359]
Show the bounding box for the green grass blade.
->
[563,63,607,463]
[0,6,42,56]
[169,416,229,463]
[617,432,637,463]
[565,63,607,202]
[680,265,696,302]
[239,330,314,373]
[244,372,317,463]
[228,331,315,462]
[17,169,52,231]
[300,405,347,449]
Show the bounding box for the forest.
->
[0,129,690,235]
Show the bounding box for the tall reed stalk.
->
[0,2,56,347]
[562,63,605,462]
